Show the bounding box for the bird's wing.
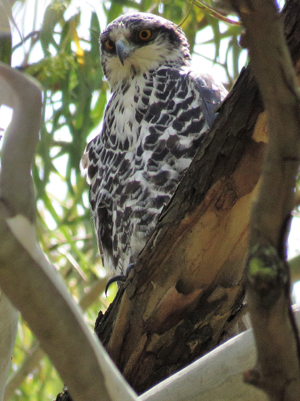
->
[81,136,115,271]
[192,73,227,128]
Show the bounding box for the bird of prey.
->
[81,12,227,280]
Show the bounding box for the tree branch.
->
[230,0,300,399]
[140,305,300,401]
[0,293,17,401]
[0,63,137,401]
[4,278,106,401]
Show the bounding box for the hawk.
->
[81,12,227,281]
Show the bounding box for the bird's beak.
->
[116,40,132,66]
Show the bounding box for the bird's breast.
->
[106,75,155,148]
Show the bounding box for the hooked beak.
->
[116,40,132,65]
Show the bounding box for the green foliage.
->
[3,0,245,399]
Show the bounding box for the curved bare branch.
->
[0,293,17,401]
[0,63,137,401]
[230,0,300,399]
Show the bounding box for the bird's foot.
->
[105,263,135,296]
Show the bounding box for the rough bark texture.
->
[55,0,300,399]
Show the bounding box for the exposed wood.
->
[141,305,300,401]
[94,0,300,395]
[231,0,300,399]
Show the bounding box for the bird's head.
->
[100,13,191,89]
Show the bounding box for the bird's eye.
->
[138,30,152,41]
[105,39,115,51]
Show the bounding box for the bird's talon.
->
[105,263,136,296]
[125,262,136,276]
[105,274,127,296]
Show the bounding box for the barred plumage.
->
[81,13,227,275]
